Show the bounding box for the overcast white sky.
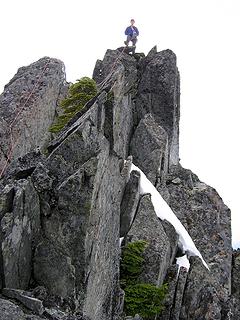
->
[0,0,239,247]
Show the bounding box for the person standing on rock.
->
[124,19,139,49]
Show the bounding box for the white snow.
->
[119,237,124,246]
[130,163,209,270]
[176,255,190,272]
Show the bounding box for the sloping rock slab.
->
[126,194,172,285]
[2,288,44,315]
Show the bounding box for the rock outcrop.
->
[0,57,67,177]
[0,47,236,320]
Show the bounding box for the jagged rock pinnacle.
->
[0,48,237,319]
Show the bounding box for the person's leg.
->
[132,38,137,47]
[124,35,132,46]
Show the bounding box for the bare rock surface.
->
[0,48,236,319]
[0,57,67,176]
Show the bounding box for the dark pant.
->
[125,35,137,46]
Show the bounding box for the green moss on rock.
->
[49,77,97,133]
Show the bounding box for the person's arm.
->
[135,27,139,36]
[125,27,129,35]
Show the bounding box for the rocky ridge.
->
[0,47,238,319]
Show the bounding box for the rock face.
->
[0,179,40,289]
[232,250,240,300]
[0,48,236,320]
[167,167,232,302]
[125,194,175,286]
[135,48,180,168]
[120,170,140,237]
[230,250,240,319]
[0,57,67,177]
[130,113,168,185]
[0,298,26,320]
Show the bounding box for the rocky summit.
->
[0,47,238,320]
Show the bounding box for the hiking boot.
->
[124,41,128,46]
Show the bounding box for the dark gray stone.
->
[161,220,179,264]
[143,46,158,67]
[3,151,45,184]
[126,194,171,286]
[33,156,99,300]
[102,87,134,160]
[112,90,134,159]
[0,57,67,176]
[32,82,133,319]
[135,49,180,168]
[32,162,53,193]
[231,250,240,319]
[0,178,40,289]
[112,288,125,320]
[2,288,44,315]
[32,286,48,301]
[170,267,188,320]
[229,296,240,319]
[0,184,14,220]
[166,166,232,306]
[82,155,127,319]
[0,49,236,320]
[0,298,26,320]
[34,239,76,298]
[180,257,221,320]
[44,308,67,319]
[232,250,240,299]
[47,91,106,154]
[93,49,138,94]
[120,170,140,237]
[93,50,136,159]
[130,113,168,185]
[160,265,179,320]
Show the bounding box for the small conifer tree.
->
[49,77,97,133]
[120,240,168,319]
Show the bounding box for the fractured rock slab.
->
[126,194,172,286]
[2,288,44,315]
[0,57,67,175]
[130,113,168,185]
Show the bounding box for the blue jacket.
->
[125,26,139,37]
